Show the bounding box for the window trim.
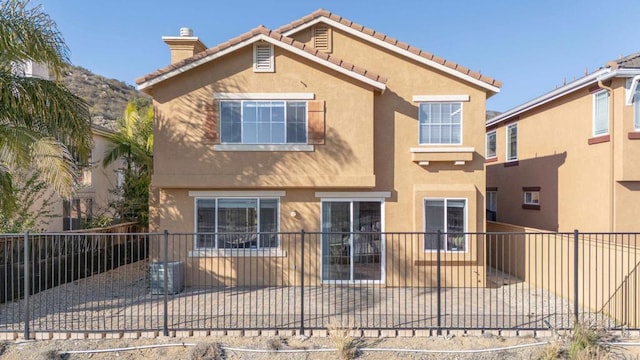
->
[423,197,468,253]
[192,196,282,253]
[634,84,640,131]
[506,123,518,162]
[593,90,609,137]
[486,190,497,213]
[214,93,315,100]
[219,100,308,145]
[319,197,386,285]
[417,101,464,145]
[522,188,540,210]
[486,130,497,159]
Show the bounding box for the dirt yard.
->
[1,333,640,360]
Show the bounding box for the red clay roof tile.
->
[137,24,387,88]
[274,9,502,89]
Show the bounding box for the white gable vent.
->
[253,42,274,72]
[313,26,332,53]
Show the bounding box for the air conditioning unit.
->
[149,261,184,295]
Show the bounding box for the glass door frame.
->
[320,197,385,284]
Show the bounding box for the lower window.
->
[63,198,93,231]
[424,198,466,252]
[196,198,279,249]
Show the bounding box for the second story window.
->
[593,90,609,136]
[506,123,518,162]
[486,130,496,159]
[220,101,307,144]
[419,102,462,145]
[634,86,640,130]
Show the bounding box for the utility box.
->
[150,261,184,295]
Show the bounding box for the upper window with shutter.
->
[253,43,274,72]
[207,94,325,148]
[313,26,332,53]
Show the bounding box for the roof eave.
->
[486,68,616,127]
[137,33,386,92]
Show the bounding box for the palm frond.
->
[29,137,76,198]
[0,71,92,160]
[0,0,69,78]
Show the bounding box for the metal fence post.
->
[574,229,579,323]
[436,230,442,335]
[23,231,30,340]
[163,230,169,336]
[300,229,305,335]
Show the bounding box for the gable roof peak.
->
[275,9,502,91]
[136,23,387,90]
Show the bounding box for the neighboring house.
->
[486,53,640,232]
[42,125,124,231]
[136,10,501,285]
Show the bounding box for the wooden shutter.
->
[313,26,332,52]
[307,100,325,145]
[204,100,220,143]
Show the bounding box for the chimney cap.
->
[179,27,193,37]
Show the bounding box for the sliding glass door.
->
[321,200,383,282]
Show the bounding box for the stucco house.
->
[486,53,640,232]
[38,125,124,231]
[136,9,501,285]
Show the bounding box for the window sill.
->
[522,204,540,210]
[588,134,610,145]
[189,249,287,258]
[213,144,314,152]
[504,160,519,167]
[485,157,498,163]
[410,147,474,166]
[628,132,640,140]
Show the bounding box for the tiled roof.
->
[136,26,387,87]
[614,52,640,69]
[275,9,502,89]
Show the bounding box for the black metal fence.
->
[1,230,638,337]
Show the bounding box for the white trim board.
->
[214,92,315,100]
[138,33,386,91]
[282,17,500,94]
[189,190,286,197]
[315,191,391,198]
[412,95,470,102]
[213,144,314,152]
[410,147,474,153]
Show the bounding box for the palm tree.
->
[102,99,153,174]
[0,0,92,214]
[103,99,153,226]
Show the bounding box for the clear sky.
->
[38,0,639,112]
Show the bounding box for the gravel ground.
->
[0,260,613,333]
[1,333,639,360]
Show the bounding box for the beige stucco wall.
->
[487,77,640,232]
[487,221,640,327]
[147,24,494,286]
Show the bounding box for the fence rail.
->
[0,230,638,337]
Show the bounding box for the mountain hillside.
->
[62,65,146,130]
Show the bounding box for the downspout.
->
[598,79,614,232]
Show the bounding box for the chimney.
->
[162,27,207,64]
